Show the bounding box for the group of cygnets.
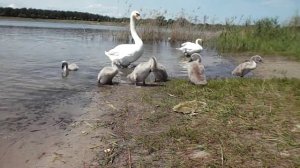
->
[61,10,263,86]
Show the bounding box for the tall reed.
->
[113,17,221,43]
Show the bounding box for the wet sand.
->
[0,89,112,168]
[254,57,300,79]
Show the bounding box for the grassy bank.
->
[103,78,300,167]
[216,18,300,59]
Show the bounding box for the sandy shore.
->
[0,89,114,168]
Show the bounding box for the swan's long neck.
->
[195,39,202,45]
[197,57,202,63]
[248,60,257,69]
[150,57,158,71]
[130,16,143,45]
[62,62,68,72]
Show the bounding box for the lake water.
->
[0,19,235,132]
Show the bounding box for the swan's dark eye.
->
[136,13,140,16]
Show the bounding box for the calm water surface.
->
[0,19,235,122]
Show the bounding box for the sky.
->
[0,0,299,24]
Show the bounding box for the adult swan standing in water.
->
[105,11,144,68]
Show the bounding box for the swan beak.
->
[258,58,264,63]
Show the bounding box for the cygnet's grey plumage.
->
[61,61,79,71]
[61,61,79,77]
[97,66,119,85]
[232,55,263,77]
[187,53,207,85]
[152,57,168,82]
[127,57,157,85]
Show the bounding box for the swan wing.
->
[128,61,151,82]
[177,42,194,52]
[98,67,118,84]
[186,43,203,51]
[98,67,118,77]
[232,61,256,76]
[153,63,168,82]
[178,43,203,54]
[243,61,256,70]
[181,42,193,47]
[68,63,79,71]
[105,44,136,59]
[105,44,143,67]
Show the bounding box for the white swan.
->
[232,55,263,77]
[61,61,79,77]
[97,65,119,85]
[177,38,203,56]
[152,57,168,82]
[187,53,207,85]
[105,11,143,68]
[127,57,157,85]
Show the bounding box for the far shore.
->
[0,16,128,26]
[1,16,299,60]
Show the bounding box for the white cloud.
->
[86,3,103,9]
[7,3,17,8]
[261,0,293,7]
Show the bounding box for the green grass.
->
[134,78,300,167]
[216,18,300,59]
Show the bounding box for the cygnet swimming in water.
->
[61,61,79,77]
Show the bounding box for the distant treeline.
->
[0,7,221,27]
[1,7,298,29]
[0,7,129,22]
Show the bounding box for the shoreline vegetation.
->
[93,78,300,167]
[1,7,300,58]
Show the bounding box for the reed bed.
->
[216,18,300,59]
[113,19,221,43]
